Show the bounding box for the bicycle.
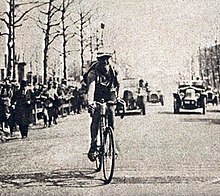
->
[93,99,124,184]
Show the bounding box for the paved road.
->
[1,96,220,195]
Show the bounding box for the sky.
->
[97,0,220,89]
[0,0,220,91]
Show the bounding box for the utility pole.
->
[113,50,117,64]
[95,29,99,51]
[198,47,203,80]
[89,35,93,63]
[204,48,210,85]
[211,48,217,88]
[100,22,105,48]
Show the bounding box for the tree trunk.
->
[80,13,84,76]
[43,1,52,85]
[62,0,67,79]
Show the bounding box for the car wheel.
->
[174,99,179,114]
[142,103,146,115]
[202,105,206,115]
[202,99,206,115]
[160,97,164,106]
[215,97,218,105]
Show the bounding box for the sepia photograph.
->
[0,0,220,195]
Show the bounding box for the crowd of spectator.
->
[0,77,87,142]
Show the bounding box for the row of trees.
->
[198,40,220,89]
[0,0,106,84]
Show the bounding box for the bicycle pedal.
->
[94,150,100,157]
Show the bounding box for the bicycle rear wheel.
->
[103,126,115,184]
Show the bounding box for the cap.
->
[96,52,112,60]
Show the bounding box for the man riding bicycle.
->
[85,52,121,162]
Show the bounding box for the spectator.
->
[72,87,80,114]
[8,81,19,136]
[12,80,34,139]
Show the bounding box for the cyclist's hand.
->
[116,97,125,108]
[88,102,96,116]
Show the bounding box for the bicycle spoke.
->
[95,126,103,172]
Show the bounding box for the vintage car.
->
[147,89,164,106]
[173,80,207,114]
[120,78,146,115]
[206,86,218,105]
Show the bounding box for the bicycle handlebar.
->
[95,99,125,119]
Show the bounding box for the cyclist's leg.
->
[90,107,101,143]
[88,107,101,161]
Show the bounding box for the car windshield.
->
[178,80,206,92]
[122,78,139,89]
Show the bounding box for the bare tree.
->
[36,0,63,84]
[0,0,46,79]
[60,0,75,79]
[50,0,77,80]
[73,0,97,76]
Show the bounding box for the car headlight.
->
[195,93,200,98]
[180,92,185,98]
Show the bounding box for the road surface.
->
[0,96,220,195]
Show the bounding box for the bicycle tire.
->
[95,125,103,172]
[103,126,115,184]
[96,152,102,172]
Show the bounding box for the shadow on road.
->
[158,109,220,125]
[123,112,143,116]
[158,108,220,115]
[1,170,217,188]
[207,109,220,113]
[112,175,216,184]
[158,111,173,115]
[0,168,106,188]
[182,117,220,125]
[158,111,202,115]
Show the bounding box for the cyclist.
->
[86,52,120,162]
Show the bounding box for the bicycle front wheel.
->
[96,126,103,172]
[103,126,115,184]
[96,152,102,172]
